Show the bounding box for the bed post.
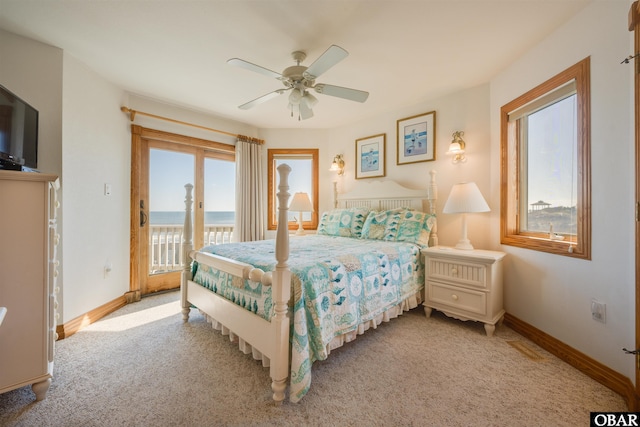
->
[271,163,292,404]
[181,183,194,322]
[428,170,438,247]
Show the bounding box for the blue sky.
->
[527,95,577,209]
[149,149,236,212]
[149,149,313,213]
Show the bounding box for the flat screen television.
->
[0,84,39,171]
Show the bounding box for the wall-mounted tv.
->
[0,84,39,171]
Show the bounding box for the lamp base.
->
[295,217,305,236]
[454,239,474,250]
[454,213,474,250]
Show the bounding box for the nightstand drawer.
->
[427,282,486,316]
[426,258,487,289]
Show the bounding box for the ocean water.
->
[150,211,235,225]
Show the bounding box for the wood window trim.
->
[500,57,591,259]
[267,148,319,231]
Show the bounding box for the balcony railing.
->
[149,224,233,274]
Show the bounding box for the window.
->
[267,149,319,231]
[500,57,591,259]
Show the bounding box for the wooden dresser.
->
[0,170,59,400]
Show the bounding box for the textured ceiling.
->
[0,0,592,129]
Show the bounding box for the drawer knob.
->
[451,294,459,301]
[451,268,458,275]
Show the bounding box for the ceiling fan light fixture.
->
[288,88,303,105]
[302,92,318,109]
[229,45,369,120]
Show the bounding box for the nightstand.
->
[422,246,506,337]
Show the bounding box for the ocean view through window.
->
[148,149,236,274]
[149,210,235,225]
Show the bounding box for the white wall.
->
[327,83,492,250]
[61,54,131,322]
[490,0,635,381]
[260,83,492,247]
[59,91,259,322]
[2,0,636,386]
[127,94,259,146]
[0,31,70,317]
[0,29,62,176]
[0,28,264,323]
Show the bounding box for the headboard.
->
[333,170,438,246]
[335,170,437,214]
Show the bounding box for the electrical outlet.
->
[591,300,606,323]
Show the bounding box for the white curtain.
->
[234,137,265,242]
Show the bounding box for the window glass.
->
[500,57,590,259]
[204,156,236,226]
[274,157,313,222]
[521,94,577,235]
[268,149,319,230]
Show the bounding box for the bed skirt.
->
[197,290,423,393]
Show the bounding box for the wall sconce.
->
[329,154,345,175]
[447,131,466,163]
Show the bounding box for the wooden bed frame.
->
[180,165,438,403]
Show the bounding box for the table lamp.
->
[443,182,490,250]
[289,192,314,235]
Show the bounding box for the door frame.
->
[630,0,640,410]
[128,125,235,299]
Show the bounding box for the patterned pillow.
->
[317,207,370,238]
[361,208,406,241]
[396,209,436,247]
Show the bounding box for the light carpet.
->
[0,291,627,426]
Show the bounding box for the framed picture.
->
[396,110,436,165]
[355,133,386,179]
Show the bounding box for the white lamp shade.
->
[447,141,464,154]
[443,182,490,214]
[289,89,303,105]
[289,192,314,212]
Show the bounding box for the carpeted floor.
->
[0,291,627,426]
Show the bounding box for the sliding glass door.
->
[130,126,235,297]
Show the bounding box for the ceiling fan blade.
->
[314,84,369,103]
[299,101,314,120]
[238,89,286,110]
[227,58,282,79]
[303,45,348,80]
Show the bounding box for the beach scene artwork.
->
[396,111,435,164]
[356,133,386,179]
[360,142,380,173]
[403,122,428,157]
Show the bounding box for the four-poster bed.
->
[180,165,438,403]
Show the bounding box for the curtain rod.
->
[120,106,264,144]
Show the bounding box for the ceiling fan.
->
[227,45,369,120]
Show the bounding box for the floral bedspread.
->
[191,235,424,402]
